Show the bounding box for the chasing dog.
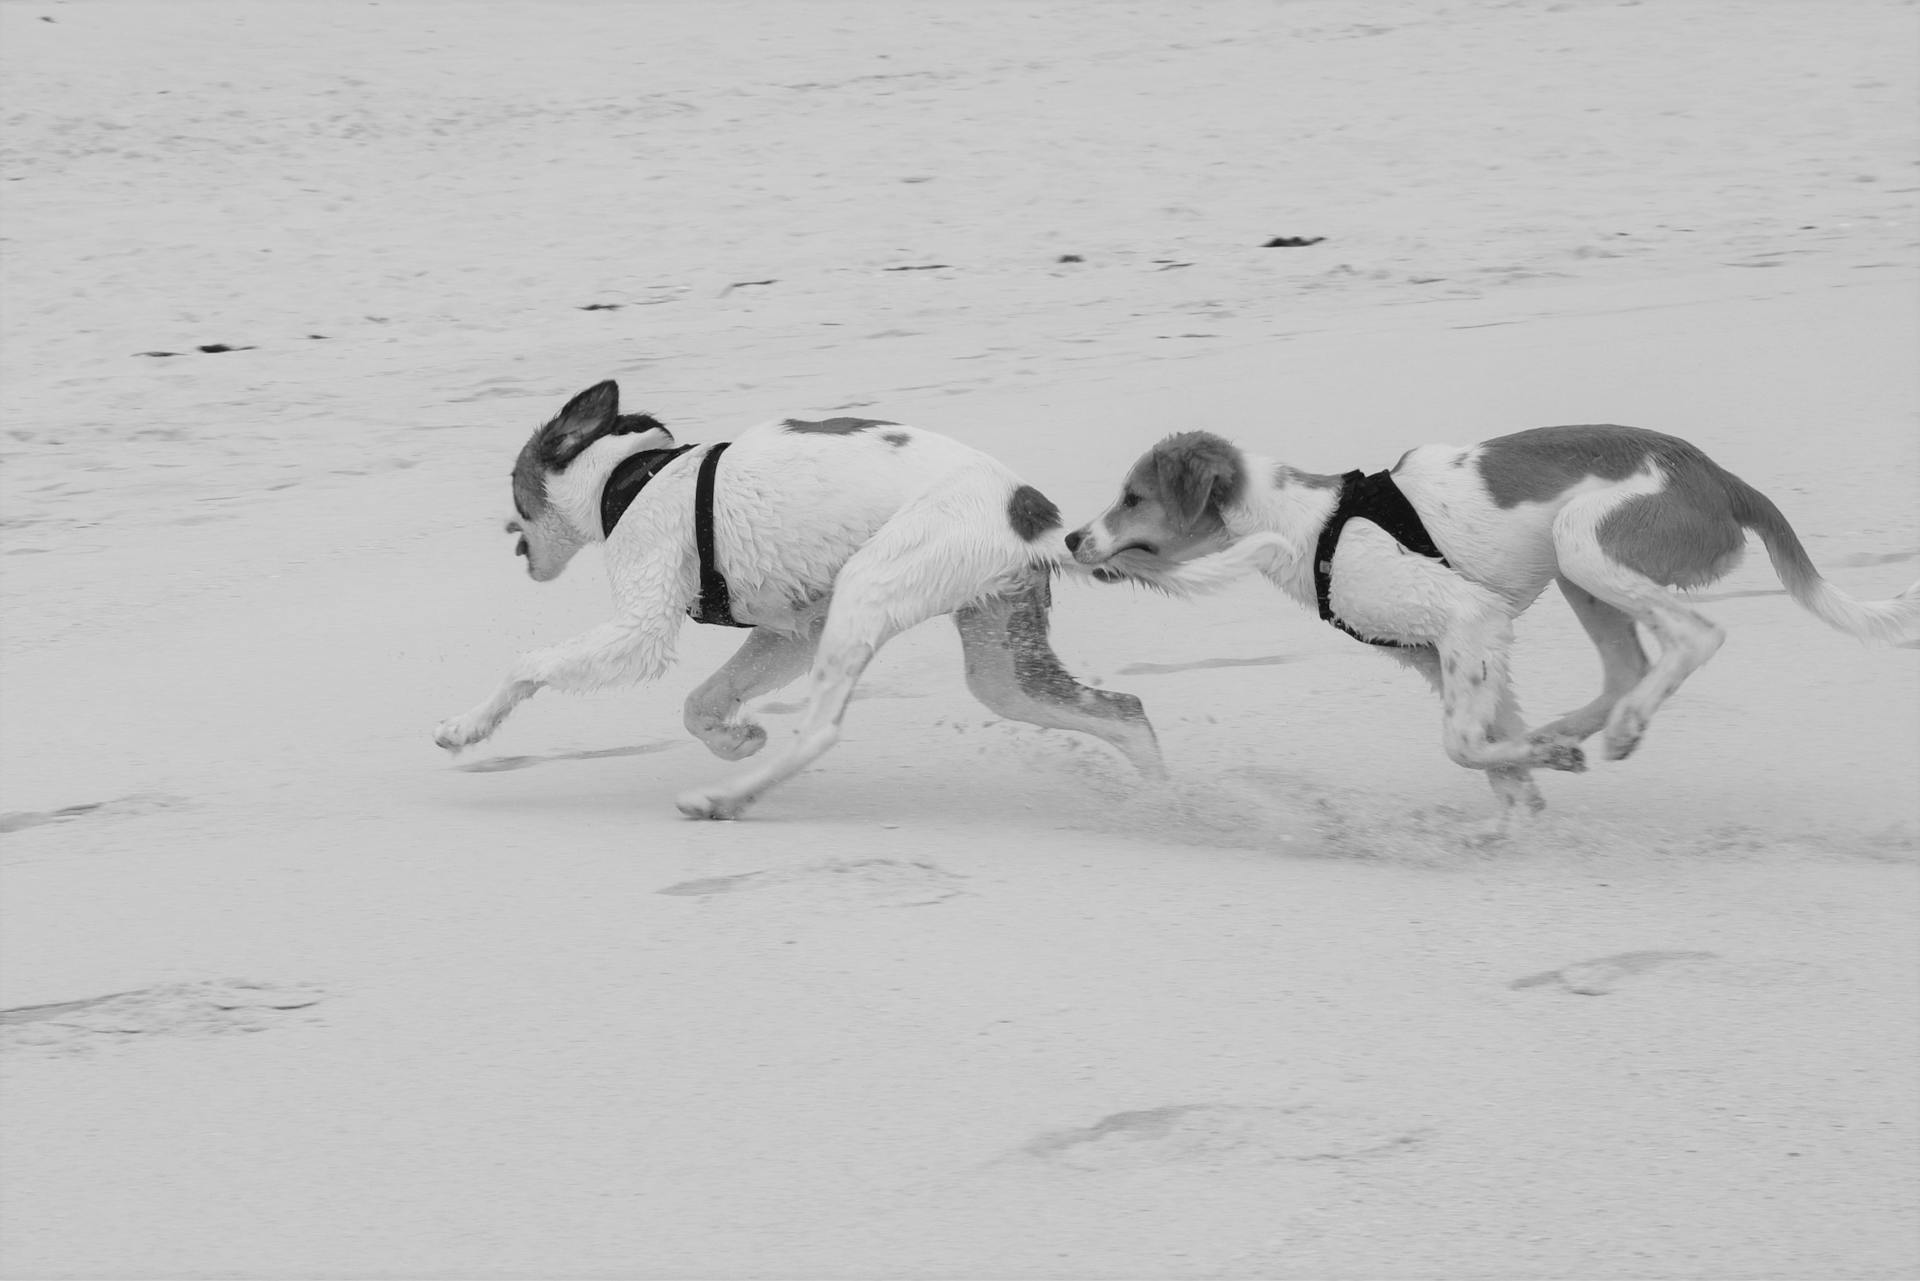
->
[434,381,1162,818]
[1066,424,1920,821]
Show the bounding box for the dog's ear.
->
[1154,432,1243,530]
[541,381,621,464]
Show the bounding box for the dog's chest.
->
[1324,521,1473,641]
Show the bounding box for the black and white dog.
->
[435,381,1161,819]
[1068,425,1919,822]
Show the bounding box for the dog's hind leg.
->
[954,569,1164,779]
[1528,576,1650,747]
[1553,494,1727,760]
[683,625,819,760]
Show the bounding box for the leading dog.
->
[434,381,1162,819]
[1066,424,1919,820]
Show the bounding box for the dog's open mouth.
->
[1090,545,1161,584]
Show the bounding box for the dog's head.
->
[507,380,675,581]
[1066,431,1246,583]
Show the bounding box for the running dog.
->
[1066,425,1919,818]
[434,380,1161,819]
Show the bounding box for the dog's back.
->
[620,417,1034,626]
[1393,425,1730,607]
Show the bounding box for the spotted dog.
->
[434,381,1161,819]
[1067,425,1918,820]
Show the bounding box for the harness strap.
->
[596,441,750,629]
[600,444,694,537]
[1313,469,1450,649]
[690,442,751,628]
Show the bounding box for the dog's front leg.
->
[683,625,819,760]
[1435,616,1586,779]
[435,615,679,753]
[434,677,540,752]
[1390,642,1544,821]
[676,634,878,820]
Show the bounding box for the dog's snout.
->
[1064,528,1084,553]
[515,537,529,558]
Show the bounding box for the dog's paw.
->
[433,712,494,754]
[699,721,768,761]
[676,787,749,821]
[1602,709,1647,761]
[1463,819,1513,848]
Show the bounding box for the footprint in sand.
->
[1508,950,1827,996]
[1511,950,1717,995]
[1021,1103,1425,1173]
[457,741,678,773]
[0,980,327,1056]
[0,793,184,835]
[656,858,965,911]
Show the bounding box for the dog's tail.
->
[1058,533,1300,599]
[1728,475,1920,645]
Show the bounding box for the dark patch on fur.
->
[1274,463,1341,490]
[881,431,912,448]
[611,412,666,436]
[1480,425,1792,590]
[1150,432,1246,529]
[782,416,895,435]
[1477,424,1699,508]
[1007,485,1062,542]
[1598,481,1748,588]
[511,443,547,521]
[512,381,654,520]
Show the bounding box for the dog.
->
[433,380,1162,819]
[1065,424,1920,819]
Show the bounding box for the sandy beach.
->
[3,2,1917,1277]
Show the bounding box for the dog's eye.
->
[1120,491,1142,510]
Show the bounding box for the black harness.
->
[599,442,751,629]
[599,444,692,536]
[1313,469,1449,649]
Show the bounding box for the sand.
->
[2,2,1916,1277]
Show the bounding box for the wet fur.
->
[1068,424,1920,823]
[436,381,1162,819]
